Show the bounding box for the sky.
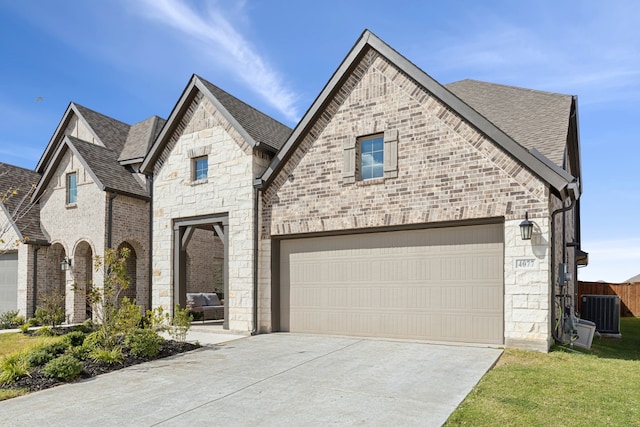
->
[0,0,638,282]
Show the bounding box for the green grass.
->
[445,317,640,426]
[0,333,62,358]
[0,332,64,401]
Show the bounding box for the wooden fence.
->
[578,281,640,317]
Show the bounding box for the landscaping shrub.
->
[18,323,30,334]
[168,305,193,343]
[34,294,66,327]
[65,345,91,361]
[62,331,86,347]
[38,341,69,356]
[34,326,57,337]
[83,330,109,350]
[26,317,40,328]
[90,347,124,365]
[125,329,164,358]
[0,352,30,385]
[0,310,24,329]
[25,348,55,368]
[42,355,83,381]
[115,297,144,335]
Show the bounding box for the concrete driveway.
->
[0,334,502,426]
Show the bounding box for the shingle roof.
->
[69,137,148,198]
[73,103,131,155]
[0,163,47,243]
[445,79,572,167]
[627,273,640,283]
[119,116,166,162]
[197,76,292,152]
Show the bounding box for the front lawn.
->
[445,317,640,426]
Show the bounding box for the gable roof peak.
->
[261,28,579,201]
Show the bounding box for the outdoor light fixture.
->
[60,257,71,271]
[519,212,533,241]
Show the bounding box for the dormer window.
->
[193,156,208,181]
[66,172,77,205]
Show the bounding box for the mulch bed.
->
[2,340,200,393]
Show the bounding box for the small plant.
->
[65,345,91,360]
[0,310,24,329]
[73,319,94,334]
[90,346,124,365]
[125,329,164,358]
[146,306,168,333]
[167,305,193,343]
[35,326,56,337]
[26,348,55,368]
[115,297,143,336]
[18,323,30,334]
[34,293,66,328]
[42,355,83,381]
[62,331,86,347]
[38,341,69,356]
[0,352,30,385]
[27,317,40,327]
[82,330,108,351]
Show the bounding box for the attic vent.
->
[581,295,621,335]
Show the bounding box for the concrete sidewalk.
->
[0,334,502,426]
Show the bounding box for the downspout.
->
[251,178,264,336]
[147,173,154,311]
[32,245,40,318]
[550,189,577,343]
[107,192,117,249]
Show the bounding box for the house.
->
[256,30,584,351]
[4,29,585,352]
[140,75,291,331]
[21,103,164,322]
[0,163,48,314]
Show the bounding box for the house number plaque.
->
[515,259,537,270]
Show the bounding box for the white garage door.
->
[280,224,504,344]
[0,252,19,313]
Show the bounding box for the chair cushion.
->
[187,293,205,308]
[203,293,221,306]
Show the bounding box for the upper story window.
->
[66,172,77,205]
[342,129,398,184]
[360,135,384,180]
[193,156,208,181]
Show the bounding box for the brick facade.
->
[260,48,561,350]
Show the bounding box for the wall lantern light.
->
[60,257,71,271]
[519,212,533,241]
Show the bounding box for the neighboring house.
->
[25,103,164,322]
[140,75,291,331]
[257,30,584,351]
[0,163,48,314]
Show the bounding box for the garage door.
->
[280,224,504,344]
[0,252,19,313]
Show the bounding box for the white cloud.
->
[135,0,300,122]
[578,238,640,283]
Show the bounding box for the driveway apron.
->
[0,334,502,426]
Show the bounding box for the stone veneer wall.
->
[152,95,267,332]
[260,48,555,349]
